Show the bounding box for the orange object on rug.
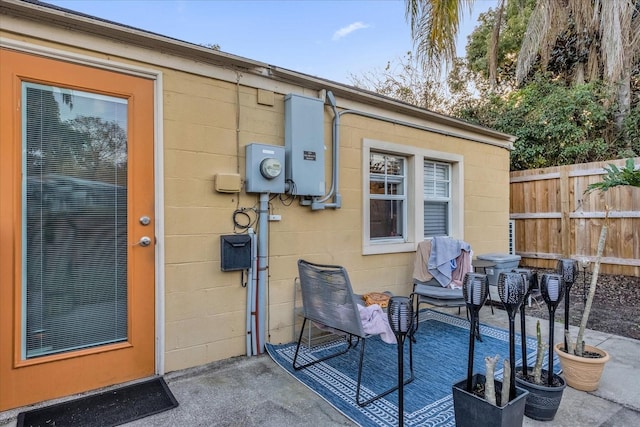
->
[362,292,390,308]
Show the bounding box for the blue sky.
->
[46,0,498,85]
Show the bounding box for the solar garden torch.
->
[497,272,526,401]
[512,268,537,377]
[557,259,577,352]
[388,296,414,427]
[462,273,489,393]
[541,273,565,385]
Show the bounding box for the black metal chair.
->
[293,259,414,407]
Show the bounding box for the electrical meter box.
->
[284,93,325,196]
[245,143,285,193]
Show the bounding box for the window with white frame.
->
[369,152,406,241]
[423,161,451,237]
[363,139,462,255]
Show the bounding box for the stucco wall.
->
[1,27,512,375]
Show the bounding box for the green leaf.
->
[585,158,640,194]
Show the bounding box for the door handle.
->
[135,236,152,247]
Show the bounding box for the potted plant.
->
[515,274,566,421]
[555,159,640,391]
[452,273,528,427]
[453,358,528,427]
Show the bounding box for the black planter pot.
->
[515,368,566,421]
[452,374,528,427]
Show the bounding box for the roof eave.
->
[1,0,516,145]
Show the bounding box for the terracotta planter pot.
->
[554,343,610,391]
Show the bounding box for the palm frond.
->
[566,0,596,84]
[405,0,421,32]
[599,0,634,82]
[516,0,569,84]
[586,43,601,82]
[516,0,550,84]
[629,1,640,63]
[585,159,640,194]
[568,0,595,33]
[407,0,473,74]
[543,0,569,69]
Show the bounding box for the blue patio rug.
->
[266,309,561,427]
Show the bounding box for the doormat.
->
[17,377,178,427]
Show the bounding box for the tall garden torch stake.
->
[497,272,525,401]
[541,273,565,384]
[388,296,413,427]
[462,273,489,393]
[557,259,577,352]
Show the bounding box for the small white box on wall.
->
[215,173,242,193]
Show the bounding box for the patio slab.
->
[1,306,638,426]
[594,335,640,411]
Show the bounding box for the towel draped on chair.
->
[358,304,396,344]
[313,304,396,344]
[413,239,472,289]
[427,236,472,288]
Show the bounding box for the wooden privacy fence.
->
[510,157,640,277]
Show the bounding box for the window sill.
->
[363,241,416,255]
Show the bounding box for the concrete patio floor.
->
[2,305,639,426]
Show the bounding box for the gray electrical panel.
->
[245,143,285,194]
[284,94,325,196]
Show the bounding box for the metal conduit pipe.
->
[314,91,339,206]
[255,192,270,354]
[311,92,513,210]
[245,228,256,357]
[251,229,259,355]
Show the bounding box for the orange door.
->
[0,49,156,411]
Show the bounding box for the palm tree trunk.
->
[488,0,505,91]
[614,65,632,132]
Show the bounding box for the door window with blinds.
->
[22,82,128,359]
[369,152,406,240]
[424,160,451,237]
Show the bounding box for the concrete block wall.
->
[0,39,511,372]
[161,67,512,371]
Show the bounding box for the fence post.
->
[560,167,570,258]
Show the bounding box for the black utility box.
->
[220,234,252,271]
